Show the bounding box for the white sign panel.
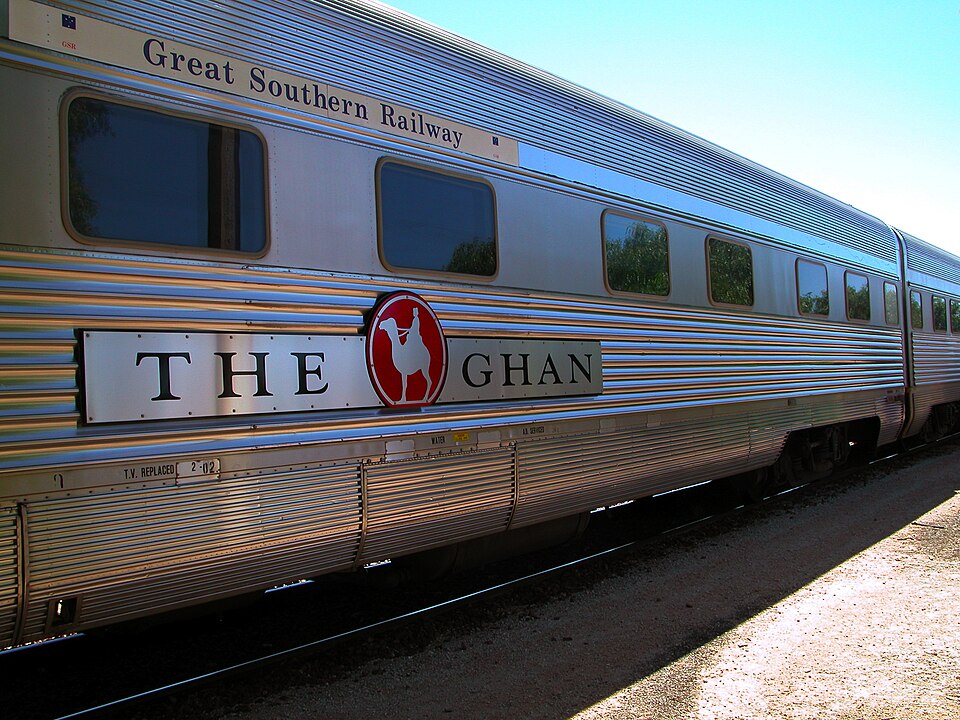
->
[81,331,603,423]
[442,339,602,402]
[82,332,380,423]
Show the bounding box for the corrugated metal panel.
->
[602,310,904,404]
[748,392,903,463]
[19,463,360,640]
[912,385,958,416]
[911,334,960,387]
[1,245,906,641]
[0,250,906,472]
[904,329,960,437]
[360,447,515,562]
[514,387,904,529]
[513,418,753,528]
[0,506,18,647]
[44,0,897,263]
[902,231,960,289]
[748,407,794,468]
[873,398,905,447]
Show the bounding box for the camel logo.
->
[366,292,448,407]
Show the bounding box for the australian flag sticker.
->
[62,14,77,30]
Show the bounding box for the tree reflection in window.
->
[797,259,829,316]
[845,272,870,321]
[708,238,753,307]
[66,96,266,252]
[884,282,899,326]
[446,238,496,275]
[933,296,947,332]
[379,162,496,277]
[67,99,111,235]
[604,213,669,296]
[911,291,923,328]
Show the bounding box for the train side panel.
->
[0,0,925,647]
[900,232,960,437]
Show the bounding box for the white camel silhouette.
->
[378,308,433,402]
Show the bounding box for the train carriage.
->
[898,231,960,437]
[0,0,957,648]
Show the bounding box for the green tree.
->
[799,289,829,315]
[605,220,669,295]
[709,238,753,306]
[846,281,870,320]
[446,237,496,276]
[67,99,112,235]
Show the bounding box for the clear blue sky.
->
[384,0,959,256]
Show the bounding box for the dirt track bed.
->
[155,444,960,720]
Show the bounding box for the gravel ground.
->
[219,445,960,720]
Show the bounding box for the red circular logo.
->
[366,292,448,407]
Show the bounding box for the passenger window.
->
[844,272,870,321]
[708,238,753,307]
[933,296,947,333]
[603,212,669,296]
[378,161,496,276]
[911,291,923,329]
[796,259,829,316]
[883,282,899,326]
[952,300,960,334]
[65,96,266,252]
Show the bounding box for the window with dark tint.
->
[951,300,960,334]
[797,259,829,315]
[66,96,266,252]
[883,282,899,325]
[845,272,870,321]
[933,295,947,332]
[604,213,669,296]
[379,162,496,276]
[911,291,923,328]
[708,238,753,307]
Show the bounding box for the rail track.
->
[5,434,957,720]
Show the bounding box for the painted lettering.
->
[291,352,329,395]
[249,65,266,93]
[142,38,235,84]
[140,463,175,478]
[568,353,593,383]
[247,68,367,118]
[136,351,191,401]
[462,353,493,388]
[537,354,563,385]
[215,352,273,398]
[501,353,532,387]
[379,103,463,149]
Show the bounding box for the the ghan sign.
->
[81,296,602,423]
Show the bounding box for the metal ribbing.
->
[360,447,515,561]
[325,1,893,256]
[601,314,904,403]
[911,335,960,386]
[0,251,905,470]
[19,464,361,639]
[512,389,903,530]
[902,231,960,286]
[513,417,753,528]
[50,0,896,261]
[0,508,18,647]
[912,385,958,415]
